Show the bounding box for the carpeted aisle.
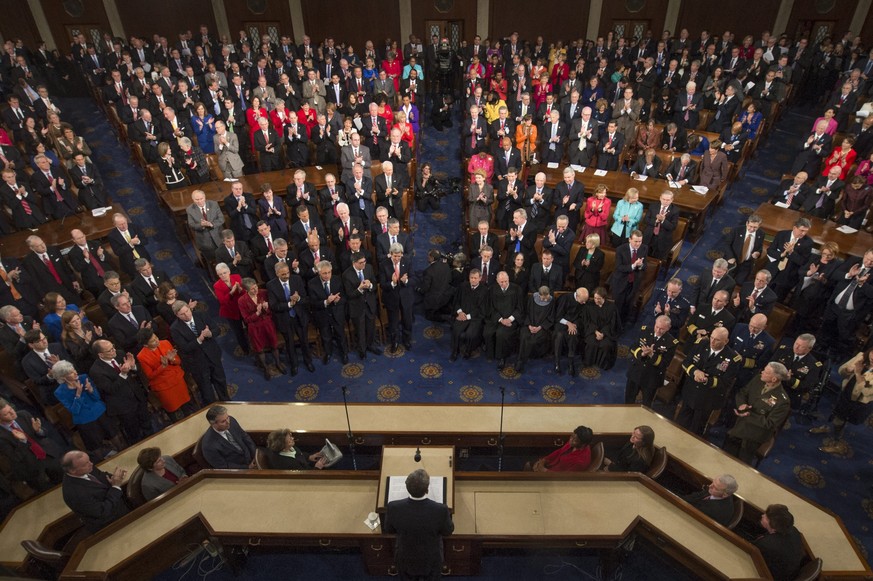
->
[61,94,873,578]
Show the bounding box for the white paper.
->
[547,162,559,169]
[353,118,363,131]
[593,169,608,176]
[836,225,858,234]
[774,201,789,208]
[387,475,444,504]
[634,174,649,181]
[91,208,107,217]
[691,185,709,194]
[569,164,586,173]
[668,181,680,188]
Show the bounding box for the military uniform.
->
[730,324,776,387]
[685,307,736,350]
[677,341,742,434]
[625,325,679,407]
[771,343,823,408]
[642,289,691,334]
[725,377,791,464]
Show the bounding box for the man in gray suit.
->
[187,190,225,261]
[302,69,326,115]
[372,69,396,103]
[213,121,244,178]
[340,132,372,182]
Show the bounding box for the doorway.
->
[243,21,281,47]
[425,20,464,51]
[612,20,651,41]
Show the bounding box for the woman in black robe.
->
[516,286,555,373]
[584,287,620,370]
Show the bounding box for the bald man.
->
[677,327,741,435]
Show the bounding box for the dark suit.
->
[107,306,153,352]
[128,271,169,317]
[538,120,567,165]
[0,410,63,490]
[224,192,259,241]
[68,162,108,209]
[170,314,229,404]
[62,469,130,533]
[687,272,736,311]
[733,282,777,322]
[529,264,564,293]
[22,248,79,304]
[383,496,454,579]
[88,357,150,444]
[552,180,585,231]
[266,274,311,369]
[200,417,256,469]
[663,158,697,184]
[289,215,327,254]
[215,241,256,279]
[107,225,151,277]
[764,230,813,298]
[380,259,414,347]
[596,130,624,170]
[30,167,78,219]
[8,189,48,229]
[791,132,832,176]
[253,126,283,171]
[721,225,764,285]
[307,275,348,359]
[630,156,662,178]
[681,490,735,527]
[67,242,108,296]
[374,173,408,222]
[609,242,649,323]
[641,202,679,260]
[376,232,413,261]
[21,343,69,404]
[343,264,379,354]
[798,176,843,218]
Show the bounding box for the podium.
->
[376,445,455,511]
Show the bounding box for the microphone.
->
[414,447,421,462]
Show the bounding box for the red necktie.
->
[42,256,62,284]
[11,424,45,460]
[110,359,121,372]
[201,206,208,221]
[84,247,105,277]
[20,198,32,215]
[266,237,273,253]
[628,249,637,283]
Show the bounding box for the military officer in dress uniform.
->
[625,315,678,407]
[771,334,823,409]
[724,362,791,464]
[729,313,776,390]
[684,290,735,350]
[677,327,742,435]
[643,277,690,335]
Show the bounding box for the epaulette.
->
[815,361,823,367]
[733,354,742,362]
[640,325,647,330]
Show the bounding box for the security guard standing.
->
[771,334,823,408]
[625,315,678,407]
[678,327,742,435]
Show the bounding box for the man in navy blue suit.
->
[383,469,454,581]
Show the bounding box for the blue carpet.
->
[59,96,873,576]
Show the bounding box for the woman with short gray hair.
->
[52,360,119,453]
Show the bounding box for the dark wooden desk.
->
[158,164,340,220]
[754,203,873,259]
[0,204,127,258]
[532,165,716,239]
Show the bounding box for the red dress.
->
[238,289,278,351]
[297,106,318,132]
[136,340,191,412]
[246,107,268,149]
[382,58,402,91]
[269,108,292,135]
[214,275,244,320]
[396,122,414,148]
[542,442,592,471]
[581,196,612,240]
